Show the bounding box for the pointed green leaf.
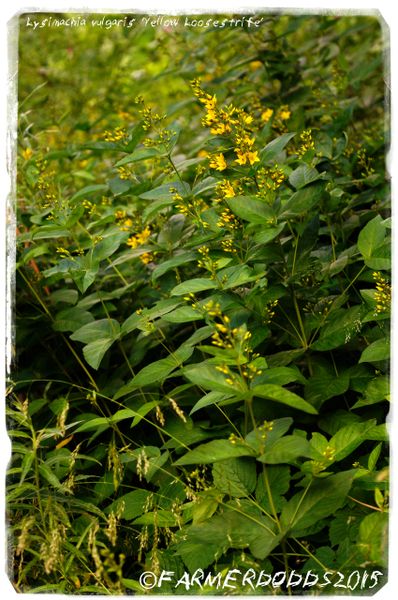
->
[280,470,355,535]
[289,165,321,189]
[227,196,274,224]
[253,384,317,414]
[212,457,257,497]
[260,132,296,163]
[359,338,389,364]
[258,435,313,464]
[170,278,218,296]
[174,440,256,466]
[114,345,193,399]
[357,215,386,260]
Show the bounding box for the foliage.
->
[9,11,389,595]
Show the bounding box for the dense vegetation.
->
[9,12,389,594]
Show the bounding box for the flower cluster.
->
[191,79,260,170]
[103,127,127,142]
[373,271,391,315]
[215,179,236,200]
[171,188,209,226]
[209,153,227,171]
[117,166,131,180]
[263,299,279,324]
[234,135,259,166]
[217,208,240,231]
[82,199,97,216]
[115,210,134,232]
[197,246,218,278]
[221,238,237,254]
[136,96,174,149]
[261,108,274,123]
[258,420,274,440]
[127,226,151,249]
[297,129,315,157]
[256,165,286,195]
[36,164,57,209]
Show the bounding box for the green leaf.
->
[83,337,116,369]
[219,264,265,289]
[70,184,108,202]
[139,180,190,200]
[364,241,390,270]
[253,223,285,244]
[175,502,278,569]
[329,419,377,461]
[170,278,218,296]
[142,197,175,221]
[70,319,120,344]
[133,510,181,527]
[280,183,325,218]
[253,384,317,414]
[311,306,363,351]
[227,196,274,224]
[304,370,350,410]
[32,225,71,240]
[91,232,125,262]
[114,345,193,399]
[357,512,388,567]
[191,493,219,524]
[280,470,355,535]
[190,391,234,415]
[260,132,296,163]
[255,366,306,387]
[256,465,290,512]
[105,490,151,520]
[258,435,313,464]
[289,165,321,189]
[162,305,203,323]
[70,318,120,369]
[108,177,131,195]
[38,463,65,491]
[357,215,386,261]
[368,443,383,471]
[130,401,158,427]
[174,439,256,465]
[151,252,197,280]
[53,307,94,332]
[49,289,79,305]
[359,338,389,364]
[353,375,390,408]
[121,579,143,593]
[212,457,257,497]
[183,363,240,394]
[114,147,164,167]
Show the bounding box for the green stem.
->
[18,269,99,391]
[292,291,307,349]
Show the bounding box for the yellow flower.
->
[218,180,235,198]
[279,108,291,120]
[21,147,33,160]
[261,108,274,123]
[211,122,230,135]
[249,60,263,70]
[203,95,217,110]
[247,151,260,165]
[242,114,254,125]
[235,150,247,166]
[127,226,151,249]
[209,153,227,171]
[139,252,153,265]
